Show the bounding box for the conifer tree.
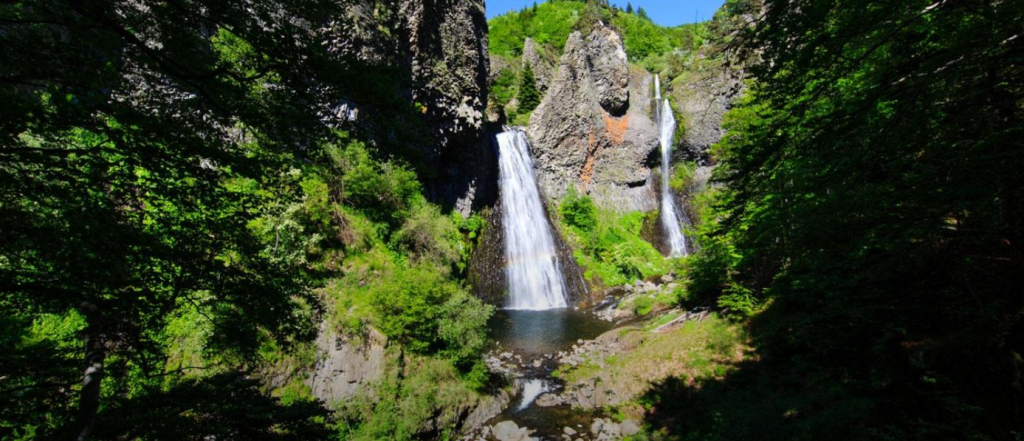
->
[517,62,542,114]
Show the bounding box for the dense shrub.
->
[488,1,586,58]
[339,141,423,227]
[612,11,671,61]
[559,187,598,231]
[557,195,668,287]
[489,60,519,110]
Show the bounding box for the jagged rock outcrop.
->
[671,66,744,165]
[584,27,631,116]
[400,0,496,215]
[307,323,389,404]
[521,38,556,92]
[401,0,488,152]
[527,24,659,211]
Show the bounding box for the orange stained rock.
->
[603,112,630,144]
[579,131,599,187]
[580,155,596,186]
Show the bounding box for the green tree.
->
[690,0,1024,437]
[0,0,357,438]
[517,62,543,114]
[637,7,650,21]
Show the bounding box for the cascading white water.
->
[655,75,689,257]
[497,130,569,310]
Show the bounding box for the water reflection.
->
[488,309,613,357]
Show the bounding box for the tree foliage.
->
[689,0,1024,437]
[0,0,454,438]
[516,62,543,115]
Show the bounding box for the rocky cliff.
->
[526,24,659,212]
[307,323,390,403]
[326,0,495,215]
[521,38,556,92]
[307,0,495,405]
[670,66,744,165]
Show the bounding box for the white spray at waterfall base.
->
[516,379,550,411]
[497,131,569,310]
[655,75,689,257]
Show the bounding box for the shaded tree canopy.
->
[680,0,1024,437]
[0,0,367,438]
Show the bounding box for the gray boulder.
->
[492,421,538,441]
[620,419,641,436]
[527,24,659,212]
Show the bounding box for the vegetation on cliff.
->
[0,0,490,439]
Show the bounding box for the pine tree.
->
[626,2,634,14]
[637,7,650,21]
[517,62,542,114]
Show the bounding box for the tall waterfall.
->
[655,75,689,257]
[497,130,569,310]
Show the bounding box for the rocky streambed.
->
[462,274,713,441]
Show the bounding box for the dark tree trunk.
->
[75,303,106,441]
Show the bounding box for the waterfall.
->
[655,75,689,257]
[497,130,569,310]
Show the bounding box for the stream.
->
[484,308,614,439]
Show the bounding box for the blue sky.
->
[486,0,726,27]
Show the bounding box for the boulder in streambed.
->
[492,420,538,441]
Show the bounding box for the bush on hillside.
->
[559,187,598,231]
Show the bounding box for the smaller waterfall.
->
[497,130,569,310]
[655,76,689,257]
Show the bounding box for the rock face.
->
[584,27,630,116]
[672,66,744,165]
[324,0,495,215]
[521,38,556,92]
[399,0,496,215]
[307,323,389,404]
[401,0,488,152]
[527,24,659,212]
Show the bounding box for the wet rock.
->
[492,421,537,441]
[536,393,566,407]
[463,389,514,433]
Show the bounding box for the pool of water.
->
[487,308,614,358]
